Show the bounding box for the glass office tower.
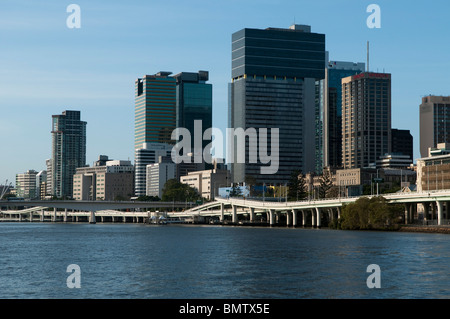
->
[229,24,326,184]
[322,61,365,169]
[51,110,87,198]
[173,71,212,155]
[134,72,177,150]
[134,71,212,195]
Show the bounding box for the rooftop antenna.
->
[367,41,370,72]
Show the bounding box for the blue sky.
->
[1,0,450,186]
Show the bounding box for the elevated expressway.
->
[2,190,450,226]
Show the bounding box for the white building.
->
[135,143,174,196]
[15,170,38,199]
[146,157,176,198]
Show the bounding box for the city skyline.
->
[2,1,450,185]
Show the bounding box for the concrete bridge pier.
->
[311,209,316,227]
[437,201,443,226]
[301,210,306,227]
[220,203,224,223]
[89,211,96,224]
[40,210,44,222]
[268,209,275,226]
[29,212,33,222]
[250,207,255,223]
[232,205,237,224]
[51,208,57,222]
[315,207,321,228]
[64,209,68,223]
[292,209,298,227]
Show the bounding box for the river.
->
[0,223,448,299]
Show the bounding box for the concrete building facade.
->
[73,156,134,201]
[180,168,231,200]
[341,72,391,169]
[419,95,450,158]
[146,156,176,199]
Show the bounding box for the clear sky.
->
[1,0,450,186]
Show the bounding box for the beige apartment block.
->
[73,158,134,201]
[180,168,230,200]
[341,72,391,169]
[419,95,450,158]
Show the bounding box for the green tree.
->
[229,183,242,197]
[340,196,404,230]
[161,179,200,202]
[287,170,307,201]
[136,195,161,201]
[319,170,334,199]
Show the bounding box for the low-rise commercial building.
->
[180,168,230,200]
[73,156,134,201]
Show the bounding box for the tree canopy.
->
[337,196,404,230]
[161,179,201,202]
[287,170,307,201]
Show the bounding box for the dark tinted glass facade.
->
[325,63,364,169]
[391,129,413,160]
[232,27,325,79]
[135,73,177,150]
[230,25,325,184]
[174,71,212,153]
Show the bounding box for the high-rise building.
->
[419,95,450,157]
[134,143,173,196]
[173,71,212,154]
[36,170,47,199]
[134,72,177,150]
[146,156,176,198]
[45,159,52,196]
[15,170,38,199]
[322,60,365,169]
[51,110,87,198]
[229,24,326,184]
[341,72,391,169]
[391,128,413,160]
[134,71,213,194]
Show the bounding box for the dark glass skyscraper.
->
[51,110,86,198]
[173,71,212,154]
[229,24,326,184]
[322,61,365,169]
[134,71,212,194]
[134,72,177,150]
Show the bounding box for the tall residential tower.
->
[341,72,391,169]
[419,95,450,157]
[51,110,87,198]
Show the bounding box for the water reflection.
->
[0,223,449,299]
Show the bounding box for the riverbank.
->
[399,225,450,234]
